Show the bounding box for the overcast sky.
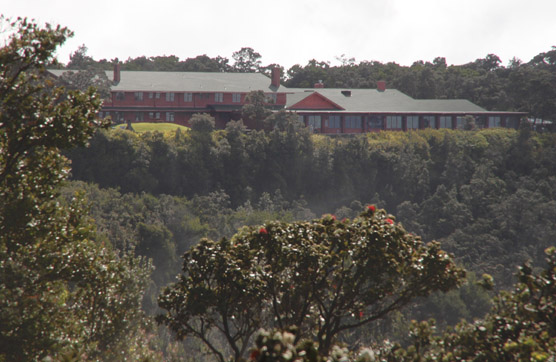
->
[2,0,555,69]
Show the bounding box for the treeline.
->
[67,121,556,289]
[62,45,556,123]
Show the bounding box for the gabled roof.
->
[288,91,345,110]
[286,88,488,114]
[287,88,416,113]
[48,70,288,93]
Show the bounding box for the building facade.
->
[49,65,525,132]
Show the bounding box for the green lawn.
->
[113,122,190,133]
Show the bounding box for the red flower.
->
[367,205,376,212]
[359,311,364,318]
[331,214,336,220]
[259,227,268,234]
[386,218,394,225]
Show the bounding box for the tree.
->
[182,54,231,72]
[241,90,272,128]
[158,206,465,361]
[58,68,112,99]
[232,47,262,72]
[264,110,304,132]
[378,247,556,361]
[189,112,216,132]
[66,44,95,68]
[0,17,154,360]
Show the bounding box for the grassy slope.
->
[113,122,189,133]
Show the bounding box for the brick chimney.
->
[314,80,324,88]
[377,80,386,92]
[113,62,121,84]
[271,67,280,88]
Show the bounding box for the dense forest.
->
[2,17,556,361]
[67,118,556,288]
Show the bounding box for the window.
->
[423,116,436,128]
[134,92,143,101]
[307,115,321,130]
[155,92,161,99]
[184,93,193,102]
[166,92,175,102]
[345,116,362,129]
[386,116,402,129]
[149,92,154,99]
[116,92,125,100]
[166,112,175,122]
[439,116,453,129]
[214,93,223,102]
[266,93,277,104]
[298,115,304,124]
[488,116,501,128]
[407,116,419,129]
[327,115,341,128]
[149,112,160,120]
[135,112,144,121]
[232,93,241,103]
[505,116,519,129]
[456,116,465,129]
[367,116,383,129]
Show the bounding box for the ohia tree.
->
[158,206,465,361]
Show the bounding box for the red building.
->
[49,66,525,132]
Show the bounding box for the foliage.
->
[67,126,556,290]
[241,91,273,127]
[189,113,216,133]
[232,47,262,73]
[265,110,305,132]
[248,328,380,362]
[58,68,112,99]
[377,247,556,361]
[0,17,155,360]
[157,207,465,361]
[59,45,113,99]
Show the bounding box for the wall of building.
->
[296,113,522,134]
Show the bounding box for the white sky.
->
[2,0,555,69]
